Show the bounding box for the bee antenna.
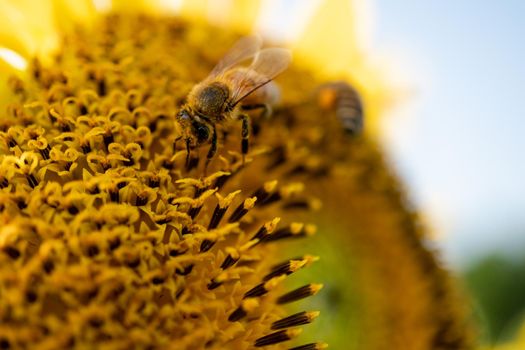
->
[231,79,273,108]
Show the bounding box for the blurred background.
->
[2,0,522,346]
[258,0,525,345]
[372,1,525,344]
[369,0,525,345]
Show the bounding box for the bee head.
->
[177,108,192,124]
[192,122,210,144]
[176,108,210,145]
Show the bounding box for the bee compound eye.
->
[194,123,210,143]
[178,110,190,121]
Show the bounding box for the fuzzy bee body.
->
[318,81,363,135]
[190,82,231,119]
[176,35,291,169]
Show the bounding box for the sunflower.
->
[486,321,525,350]
[0,0,474,349]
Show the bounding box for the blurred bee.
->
[177,35,291,168]
[317,81,364,135]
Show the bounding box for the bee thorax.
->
[193,82,229,118]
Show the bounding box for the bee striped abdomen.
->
[318,81,363,135]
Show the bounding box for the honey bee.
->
[317,81,364,135]
[177,35,292,168]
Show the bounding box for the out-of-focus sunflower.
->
[0,0,475,349]
[485,321,525,350]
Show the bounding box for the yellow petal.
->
[0,49,27,108]
[0,1,56,104]
[111,0,165,14]
[0,0,97,66]
[0,2,46,58]
[225,0,261,32]
[51,0,98,32]
[0,0,59,60]
[489,321,525,350]
[180,0,259,30]
[179,0,209,21]
[0,48,28,71]
[294,0,391,133]
[294,0,364,76]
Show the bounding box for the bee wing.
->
[229,48,292,107]
[208,34,262,79]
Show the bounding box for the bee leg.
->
[242,103,271,119]
[241,103,269,137]
[239,114,250,165]
[204,127,217,175]
[185,138,191,169]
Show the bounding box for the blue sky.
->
[372,1,525,266]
